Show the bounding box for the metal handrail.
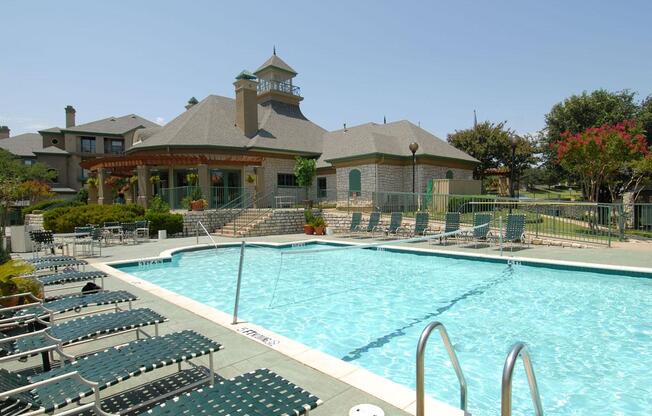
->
[501,342,544,416]
[233,190,277,235]
[416,321,468,416]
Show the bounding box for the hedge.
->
[44,204,146,233]
[144,211,183,236]
[22,199,83,217]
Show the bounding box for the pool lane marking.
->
[340,266,515,362]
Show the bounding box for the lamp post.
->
[409,142,419,194]
[509,136,518,214]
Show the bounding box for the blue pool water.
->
[117,244,652,415]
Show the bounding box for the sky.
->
[1,0,651,138]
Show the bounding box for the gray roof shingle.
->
[0,133,68,157]
[321,120,479,164]
[62,114,158,135]
[130,95,325,156]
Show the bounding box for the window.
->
[104,138,124,154]
[80,136,96,153]
[446,170,454,179]
[317,177,327,198]
[81,168,91,180]
[348,169,361,196]
[23,158,36,166]
[51,138,59,145]
[277,173,298,187]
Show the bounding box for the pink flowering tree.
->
[554,119,650,202]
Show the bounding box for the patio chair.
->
[103,221,123,245]
[0,330,222,416]
[29,230,56,257]
[400,211,432,237]
[468,213,492,247]
[145,368,322,416]
[340,212,362,236]
[353,212,381,237]
[0,290,137,326]
[373,212,403,238]
[72,227,102,257]
[0,308,167,371]
[121,222,137,244]
[495,213,527,250]
[135,220,150,241]
[434,212,460,244]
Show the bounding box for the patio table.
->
[53,232,90,256]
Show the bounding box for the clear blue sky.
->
[2,0,651,137]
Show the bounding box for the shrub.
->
[75,188,89,204]
[304,208,315,224]
[148,196,170,214]
[44,204,145,233]
[145,211,183,236]
[22,199,83,217]
[310,216,326,227]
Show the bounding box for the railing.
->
[371,191,616,246]
[416,321,468,416]
[257,79,301,96]
[501,342,544,416]
[232,190,278,235]
[209,186,246,209]
[159,186,197,210]
[160,186,246,210]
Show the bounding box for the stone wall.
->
[24,214,44,230]
[181,209,238,235]
[244,209,308,236]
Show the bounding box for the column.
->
[167,166,175,208]
[97,169,112,205]
[136,165,151,208]
[198,164,210,207]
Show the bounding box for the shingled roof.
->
[254,54,297,75]
[61,114,159,135]
[129,95,324,156]
[0,133,69,157]
[321,120,479,164]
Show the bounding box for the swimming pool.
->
[116,243,652,415]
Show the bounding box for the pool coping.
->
[95,238,652,416]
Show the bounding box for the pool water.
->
[117,244,652,415]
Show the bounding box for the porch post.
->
[137,165,151,208]
[168,166,175,207]
[198,164,210,207]
[97,169,112,205]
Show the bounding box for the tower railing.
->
[257,79,301,96]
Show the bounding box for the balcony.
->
[257,79,301,97]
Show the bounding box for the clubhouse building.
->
[1,52,478,208]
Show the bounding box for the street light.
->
[409,142,419,193]
[509,136,518,198]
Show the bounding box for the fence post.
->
[535,206,540,238]
[499,215,503,256]
[607,206,612,248]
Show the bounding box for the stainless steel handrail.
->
[416,321,468,416]
[501,342,544,416]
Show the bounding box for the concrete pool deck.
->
[15,234,651,415]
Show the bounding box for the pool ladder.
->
[415,322,544,416]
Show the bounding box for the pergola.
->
[81,153,263,206]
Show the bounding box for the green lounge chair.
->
[0,308,167,371]
[468,213,492,246]
[434,212,460,244]
[373,212,403,237]
[497,213,527,250]
[0,290,137,326]
[32,259,87,271]
[0,330,221,416]
[341,212,362,235]
[354,212,380,237]
[26,256,76,264]
[402,211,432,237]
[36,270,107,287]
[147,368,322,416]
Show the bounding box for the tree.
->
[447,121,535,181]
[553,119,649,202]
[638,95,652,147]
[0,149,56,236]
[293,157,316,200]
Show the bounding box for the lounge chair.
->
[146,368,322,416]
[495,213,527,250]
[32,259,87,272]
[467,213,492,247]
[0,290,137,326]
[0,330,221,416]
[353,212,380,237]
[26,256,76,264]
[373,212,403,238]
[340,212,362,236]
[434,212,460,244]
[401,211,432,237]
[36,270,107,287]
[0,308,167,370]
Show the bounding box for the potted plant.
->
[86,176,99,204]
[303,208,315,235]
[149,175,161,184]
[0,260,40,307]
[312,216,326,235]
[186,172,199,187]
[188,187,206,211]
[246,174,256,184]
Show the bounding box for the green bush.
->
[148,196,170,214]
[44,204,145,233]
[22,199,83,217]
[145,211,183,236]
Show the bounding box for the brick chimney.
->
[65,105,76,127]
[0,126,9,139]
[233,71,258,138]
